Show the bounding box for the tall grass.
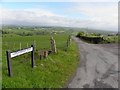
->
[2,34,79,88]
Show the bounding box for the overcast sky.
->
[1,1,118,31]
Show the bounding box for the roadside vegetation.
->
[76,31,119,44]
[2,26,79,88]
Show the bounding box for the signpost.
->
[6,45,35,77]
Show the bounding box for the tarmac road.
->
[68,37,118,88]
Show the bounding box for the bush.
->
[76,32,85,37]
[76,32,104,44]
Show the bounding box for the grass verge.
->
[2,35,79,88]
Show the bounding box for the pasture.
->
[2,33,79,88]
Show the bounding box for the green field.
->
[2,33,79,88]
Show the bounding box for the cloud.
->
[1,8,65,26]
[66,3,118,31]
[1,8,89,27]
[1,2,118,31]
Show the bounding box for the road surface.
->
[68,37,119,88]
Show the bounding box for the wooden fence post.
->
[27,42,28,47]
[20,42,21,50]
[31,45,35,68]
[44,51,48,58]
[67,35,71,47]
[6,51,12,77]
[50,37,57,53]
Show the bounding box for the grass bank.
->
[76,32,118,44]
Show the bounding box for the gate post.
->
[6,51,12,77]
[31,45,35,68]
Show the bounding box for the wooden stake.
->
[67,35,71,47]
[6,51,12,77]
[31,45,35,68]
[50,37,57,53]
[20,42,21,50]
[27,43,28,47]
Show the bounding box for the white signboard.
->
[10,47,33,58]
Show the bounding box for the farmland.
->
[1,26,119,88]
[2,26,79,88]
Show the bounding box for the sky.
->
[0,1,119,31]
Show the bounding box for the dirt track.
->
[68,37,118,88]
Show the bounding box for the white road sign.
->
[10,47,33,58]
